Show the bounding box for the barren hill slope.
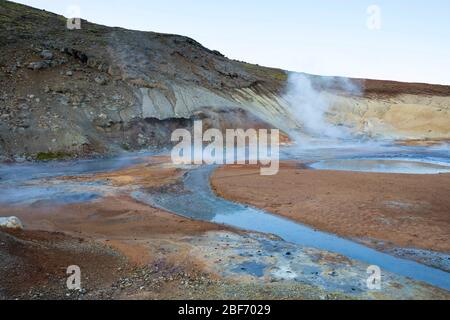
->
[1,0,449,160]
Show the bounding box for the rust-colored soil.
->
[211,162,450,252]
[61,156,185,188]
[0,159,229,299]
[0,195,225,240]
[0,228,127,299]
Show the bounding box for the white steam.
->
[284,73,361,140]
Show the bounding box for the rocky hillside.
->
[1,1,449,161]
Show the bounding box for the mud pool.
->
[309,159,450,174]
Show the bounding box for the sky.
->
[11,0,450,85]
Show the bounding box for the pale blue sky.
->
[12,0,450,85]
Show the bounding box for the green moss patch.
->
[242,63,288,81]
[35,151,73,161]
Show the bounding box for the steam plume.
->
[284,73,361,140]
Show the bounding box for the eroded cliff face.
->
[0,1,449,160]
[326,93,450,140]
